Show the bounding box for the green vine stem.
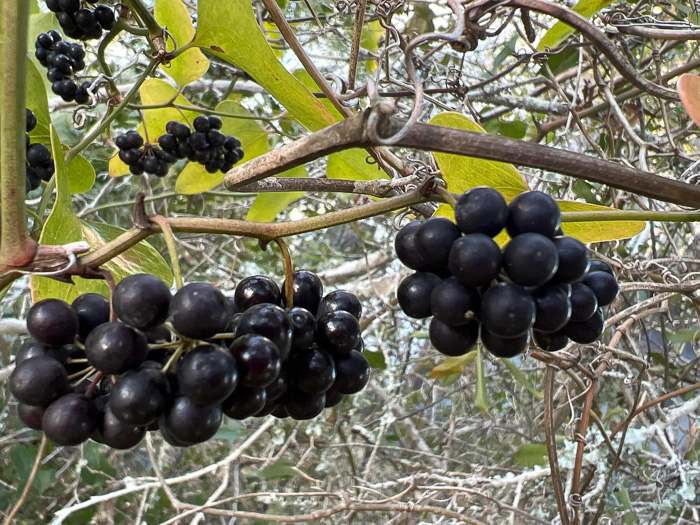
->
[433,187,458,208]
[270,238,294,308]
[0,0,34,267]
[561,210,700,222]
[150,215,184,289]
[124,0,162,39]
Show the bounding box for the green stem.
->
[124,0,162,38]
[35,178,56,225]
[97,19,137,95]
[561,211,700,222]
[165,40,195,61]
[66,59,159,164]
[150,215,183,289]
[433,187,457,208]
[0,0,32,264]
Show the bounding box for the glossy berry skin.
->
[564,308,605,344]
[430,278,480,326]
[569,283,598,322]
[550,237,590,284]
[113,274,171,331]
[10,356,68,407]
[178,345,238,405]
[532,284,572,333]
[284,388,325,420]
[84,322,148,374]
[229,334,281,388]
[290,346,336,394]
[397,272,441,319]
[481,329,530,358]
[15,340,66,366]
[235,303,293,360]
[415,217,461,269]
[109,368,171,425]
[159,397,222,445]
[71,293,110,341]
[331,351,370,394]
[394,221,432,271]
[169,283,229,339]
[94,404,146,450]
[43,394,99,446]
[222,385,267,419]
[27,298,79,345]
[454,187,508,237]
[428,318,479,357]
[448,234,502,287]
[480,284,536,338]
[283,270,323,313]
[324,389,345,408]
[506,191,561,238]
[315,311,362,355]
[265,369,288,401]
[18,403,45,430]
[533,330,569,352]
[271,405,289,418]
[317,290,362,320]
[582,271,619,307]
[288,307,316,352]
[503,233,559,286]
[234,276,281,311]
[589,260,615,276]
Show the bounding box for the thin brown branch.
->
[3,435,47,525]
[544,366,570,525]
[348,0,368,91]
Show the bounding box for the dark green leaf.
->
[364,350,386,370]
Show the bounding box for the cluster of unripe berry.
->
[45,0,115,41]
[11,271,369,449]
[34,30,91,104]
[115,116,244,176]
[25,109,54,192]
[396,188,619,358]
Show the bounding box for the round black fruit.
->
[10,356,68,407]
[169,282,229,339]
[235,303,293,360]
[395,221,432,271]
[284,388,325,420]
[113,274,172,330]
[42,393,99,446]
[288,307,316,352]
[569,283,598,322]
[324,389,344,408]
[315,311,362,354]
[564,308,605,344]
[397,272,441,319]
[177,344,238,405]
[448,234,502,287]
[415,217,461,268]
[15,340,66,366]
[589,260,615,276]
[582,271,619,307]
[317,290,362,320]
[532,284,571,333]
[455,187,508,237]
[234,275,281,311]
[290,346,336,394]
[503,233,559,286]
[265,369,288,401]
[428,318,479,357]
[222,385,267,419]
[27,298,79,345]
[159,396,222,445]
[84,322,148,374]
[71,293,110,341]
[109,368,171,425]
[550,237,590,284]
[95,404,146,450]
[18,403,45,430]
[282,270,323,312]
[506,191,561,238]
[481,329,530,358]
[480,283,536,338]
[331,351,370,394]
[229,334,281,388]
[430,277,480,326]
[533,330,569,352]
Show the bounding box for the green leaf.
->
[492,35,518,71]
[667,329,700,344]
[364,350,387,370]
[615,487,637,525]
[214,421,245,442]
[511,444,548,467]
[429,350,476,379]
[537,0,614,51]
[256,459,300,481]
[474,346,488,414]
[155,0,209,87]
[292,69,343,120]
[195,0,336,132]
[10,445,35,482]
[246,165,307,222]
[26,60,51,141]
[483,118,527,139]
[558,201,646,243]
[327,149,387,182]
[67,154,96,194]
[501,358,543,399]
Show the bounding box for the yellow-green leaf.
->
[246,165,307,222]
[155,0,209,87]
[194,0,336,132]
[327,149,387,181]
[558,201,645,242]
[537,0,614,51]
[474,346,488,414]
[66,154,96,194]
[26,60,50,141]
[292,69,343,121]
[501,358,543,399]
[429,350,477,379]
[511,444,548,468]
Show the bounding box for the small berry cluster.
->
[396,188,620,359]
[34,31,91,103]
[11,271,369,449]
[25,109,54,192]
[115,116,244,176]
[45,0,115,41]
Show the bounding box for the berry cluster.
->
[11,271,369,449]
[396,188,620,359]
[45,0,115,41]
[34,30,91,103]
[115,116,244,176]
[25,109,54,192]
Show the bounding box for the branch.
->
[223,111,700,208]
[544,367,570,525]
[0,0,35,267]
[234,176,421,198]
